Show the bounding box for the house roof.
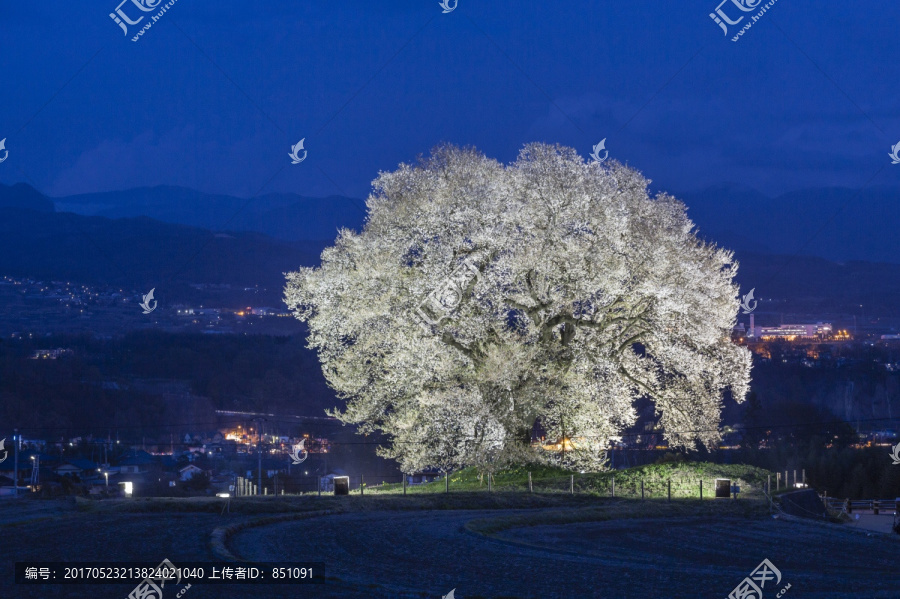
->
[59,459,99,471]
[120,453,155,466]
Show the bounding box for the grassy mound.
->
[367,461,774,499]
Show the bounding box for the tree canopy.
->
[285,143,751,473]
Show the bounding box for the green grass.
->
[64,461,776,515]
[366,461,774,499]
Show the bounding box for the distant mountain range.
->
[0,184,329,305]
[47,184,367,243]
[1,182,900,320]
[5,181,899,263]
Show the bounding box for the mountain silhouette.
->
[0,182,55,212]
[3,181,900,317]
[50,184,366,242]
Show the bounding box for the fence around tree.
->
[233,463,773,500]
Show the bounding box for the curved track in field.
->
[230,508,900,599]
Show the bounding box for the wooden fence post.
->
[611,476,615,498]
[570,475,574,495]
[528,471,532,493]
[802,469,806,485]
[699,480,703,500]
[668,480,671,502]
[488,473,492,493]
[403,474,407,496]
[767,474,771,495]
[361,474,364,496]
[445,473,449,493]
[641,479,645,501]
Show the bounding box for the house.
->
[117,450,156,474]
[179,464,206,481]
[54,459,99,478]
[204,439,238,458]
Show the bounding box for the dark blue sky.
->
[2,1,899,201]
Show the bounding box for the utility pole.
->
[13,428,18,497]
[252,417,266,496]
[31,455,40,487]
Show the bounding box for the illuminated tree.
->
[285,143,751,473]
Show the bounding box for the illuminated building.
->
[758,322,832,340]
[745,314,833,340]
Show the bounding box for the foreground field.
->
[2,491,898,599]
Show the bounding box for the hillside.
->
[0,207,326,305]
[4,181,900,318]
[48,184,367,242]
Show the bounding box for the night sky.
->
[2,1,899,226]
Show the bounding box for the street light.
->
[104,472,109,487]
